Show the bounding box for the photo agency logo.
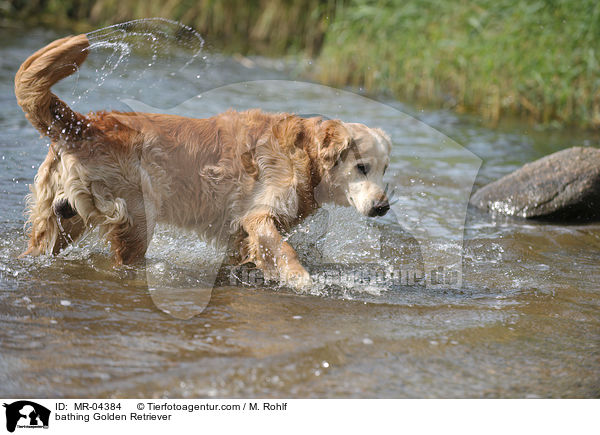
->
[3,401,50,432]
[78,19,481,318]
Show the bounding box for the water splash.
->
[75,18,206,110]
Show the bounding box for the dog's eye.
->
[356,163,369,175]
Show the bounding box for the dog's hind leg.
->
[22,150,84,256]
[23,191,86,257]
[54,214,85,250]
[98,190,156,265]
[106,221,151,265]
[22,210,62,257]
[23,201,85,257]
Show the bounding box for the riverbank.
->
[3,0,599,129]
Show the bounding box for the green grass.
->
[3,0,599,128]
[3,0,337,55]
[318,0,600,128]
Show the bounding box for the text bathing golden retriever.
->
[15,34,391,291]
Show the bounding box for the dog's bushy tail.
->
[14,34,91,144]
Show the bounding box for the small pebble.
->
[60,300,71,306]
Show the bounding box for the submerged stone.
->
[470,147,600,222]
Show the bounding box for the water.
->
[1,25,599,398]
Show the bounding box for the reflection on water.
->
[0,28,599,398]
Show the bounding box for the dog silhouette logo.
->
[3,401,50,432]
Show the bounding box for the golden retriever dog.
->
[15,34,391,290]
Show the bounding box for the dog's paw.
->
[280,264,312,293]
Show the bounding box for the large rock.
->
[470,147,600,221]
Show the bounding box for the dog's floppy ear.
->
[245,116,309,180]
[317,120,352,171]
[270,115,307,153]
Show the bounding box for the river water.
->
[0,26,598,398]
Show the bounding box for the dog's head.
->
[315,120,391,217]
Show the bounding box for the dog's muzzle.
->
[368,199,390,217]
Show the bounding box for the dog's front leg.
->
[242,213,312,291]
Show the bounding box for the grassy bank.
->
[318,0,600,128]
[3,0,337,55]
[3,0,599,128]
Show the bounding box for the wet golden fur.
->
[15,34,391,290]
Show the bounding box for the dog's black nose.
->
[370,200,390,217]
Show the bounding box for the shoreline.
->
[2,0,599,130]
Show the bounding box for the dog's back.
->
[14,35,291,262]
